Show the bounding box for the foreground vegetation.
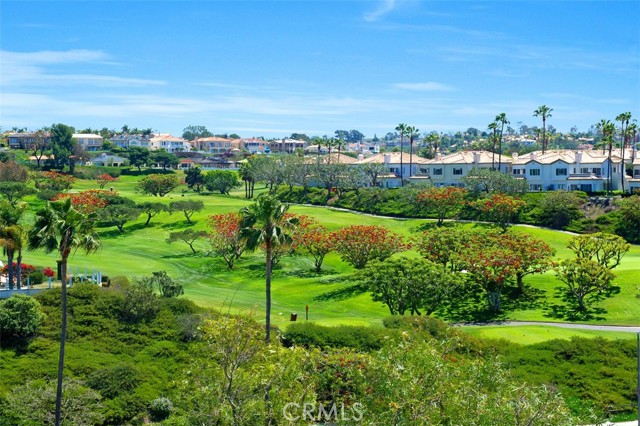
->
[2,283,634,424]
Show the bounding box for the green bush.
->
[283,322,390,351]
[0,294,44,339]
[86,364,141,398]
[28,270,44,285]
[149,396,174,421]
[36,189,58,201]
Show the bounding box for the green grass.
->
[17,175,640,338]
[461,325,637,345]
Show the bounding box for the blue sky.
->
[1,1,638,139]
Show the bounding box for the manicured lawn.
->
[461,325,637,345]
[17,174,640,336]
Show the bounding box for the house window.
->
[529,169,541,176]
[634,170,640,177]
[513,169,523,175]
[433,168,443,176]
[556,168,567,176]
[453,168,463,175]
[557,184,566,190]
[420,168,429,174]
[529,184,542,191]
[593,168,601,175]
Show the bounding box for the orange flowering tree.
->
[295,215,335,273]
[37,171,76,192]
[498,231,556,293]
[473,193,525,232]
[96,173,118,189]
[52,190,108,214]
[208,212,245,269]
[416,186,467,225]
[331,225,406,269]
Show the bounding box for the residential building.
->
[356,152,430,188]
[418,151,508,187]
[241,137,270,154]
[192,136,242,154]
[511,149,626,192]
[73,133,104,152]
[628,151,640,193]
[6,132,51,149]
[269,138,306,153]
[149,134,190,152]
[109,134,150,149]
[90,153,126,167]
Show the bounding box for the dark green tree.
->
[127,146,150,171]
[204,170,240,195]
[49,123,76,173]
[153,150,179,171]
[99,204,141,233]
[185,167,205,193]
[169,200,205,224]
[182,125,212,141]
[137,201,167,226]
[166,229,208,254]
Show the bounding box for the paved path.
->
[457,321,640,333]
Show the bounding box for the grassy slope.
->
[19,175,640,339]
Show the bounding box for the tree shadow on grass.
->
[412,221,457,233]
[438,285,509,323]
[284,268,340,279]
[313,283,367,302]
[500,285,547,312]
[160,220,196,230]
[160,252,199,260]
[542,286,611,321]
[98,223,152,239]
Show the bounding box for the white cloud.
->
[364,0,396,22]
[392,82,455,92]
[1,49,110,65]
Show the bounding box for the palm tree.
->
[616,112,632,192]
[404,126,419,179]
[0,225,21,290]
[335,138,346,164]
[628,121,638,165]
[596,119,616,195]
[395,123,407,186]
[488,121,498,170]
[533,105,553,154]
[495,113,509,172]
[27,198,101,426]
[239,194,298,342]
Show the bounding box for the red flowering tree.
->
[498,231,556,293]
[52,191,108,214]
[473,194,525,232]
[331,225,406,269]
[416,186,467,225]
[209,212,245,269]
[1,262,36,285]
[96,173,118,189]
[295,215,335,273]
[43,267,55,278]
[37,171,76,192]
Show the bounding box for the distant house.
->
[109,134,150,149]
[6,132,51,149]
[628,151,640,193]
[149,134,190,152]
[357,152,430,188]
[192,136,242,154]
[241,137,270,154]
[91,153,126,167]
[419,150,506,187]
[269,138,306,153]
[73,133,103,152]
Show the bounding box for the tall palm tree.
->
[533,105,553,154]
[596,119,616,195]
[495,113,509,172]
[335,138,346,164]
[488,121,498,170]
[628,121,638,165]
[395,123,407,186]
[239,194,298,342]
[616,112,632,192]
[404,126,419,179]
[27,198,101,426]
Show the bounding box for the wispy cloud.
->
[1,49,110,65]
[364,0,396,22]
[392,82,455,92]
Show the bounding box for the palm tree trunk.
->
[6,251,14,290]
[621,124,626,192]
[54,257,68,426]
[608,143,613,195]
[265,240,272,343]
[409,140,414,178]
[16,252,22,290]
[542,117,546,154]
[399,138,404,187]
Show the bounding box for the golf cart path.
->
[457,321,640,332]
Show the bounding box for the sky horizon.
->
[1,1,639,139]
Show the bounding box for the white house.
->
[356,152,430,188]
[109,134,150,149]
[149,134,190,153]
[628,151,640,193]
[418,151,508,187]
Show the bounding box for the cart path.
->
[456,320,640,333]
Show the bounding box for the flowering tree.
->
[36,171,76,193]
[209,213,245,269]
[136,174,180,197]
[96,173,118,189]
[331,225,406,269]
[412,226,475,272]
[416,186,467,225]
[498,231,556,293]
[52,191,108,214]
[295,215,334,273]
[473,193,525,232]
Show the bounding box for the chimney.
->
[435,153,442,161]
[383,153,391,164]
[512,152,519,160]
[357,154,364,161]
[473,152,481,165]
[529,152,536,160]
[575,151,582,165]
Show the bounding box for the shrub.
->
[86,364,141,398]
[149,397,174,421]
[0,294,45,339]
[282,323,389,351]
[28,270,44,285]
